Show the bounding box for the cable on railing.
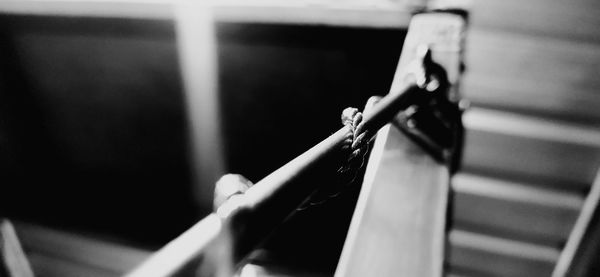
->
[126,46,458,277]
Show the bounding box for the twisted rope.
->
[339,106,372,171]
[297,97,381,210]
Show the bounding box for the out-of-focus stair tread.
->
[448,229,560,277]
[464,108,600,147]
[462,108,600,190]
[452,173,583,246]
[454,173,583,209]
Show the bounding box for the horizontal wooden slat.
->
[14,222,151,276]
[0,0,419,28]
[452,174,583,246]
[462,108,600,190]
[463,30,600,124]
[468,0,600,43]
[448,230,560,277]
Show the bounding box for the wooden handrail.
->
[126,78,431,277]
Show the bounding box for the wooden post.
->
[553,169,600,277]
[175,2,225,213]
[335,12,467,277]
[0,220,34,277]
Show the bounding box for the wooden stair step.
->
[463,30,600,124]
[452,173,583,246]
[448,229,560,277]
[462,108,600,190]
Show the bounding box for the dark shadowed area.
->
[0,15,406,249]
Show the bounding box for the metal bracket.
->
[393,45,464,172]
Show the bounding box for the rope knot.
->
[297,97,381,210]
[340,104,375,168]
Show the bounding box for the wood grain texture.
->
[336,12,466,277]
[336,125,449,277]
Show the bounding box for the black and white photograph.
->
[0,1,599,276]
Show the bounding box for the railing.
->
[126,46,457,277]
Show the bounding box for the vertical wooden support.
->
[175,2,225,212]
[335,12,466,277]
[553,169,600,277]
[0,220,34,277]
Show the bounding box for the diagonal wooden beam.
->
[1,219,35,277]
[553,169,600,277]
[335,11,467,277]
